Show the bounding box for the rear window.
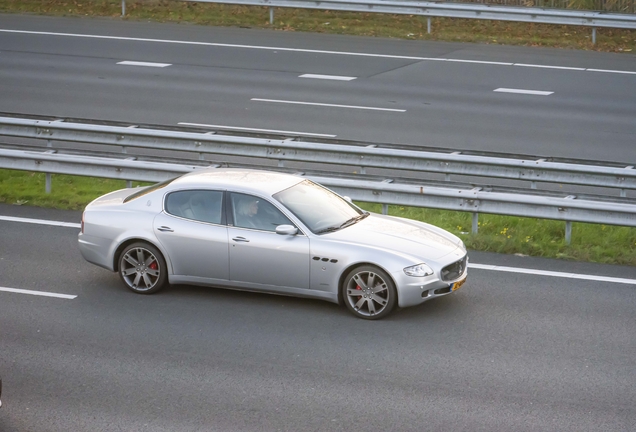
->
[123,178,176,203]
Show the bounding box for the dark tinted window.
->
[230,193,292,232]
[165,190,224,224]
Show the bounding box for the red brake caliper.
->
[356,285,362,301]
[148,261,158,270]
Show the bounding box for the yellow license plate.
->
[451,277,466,291]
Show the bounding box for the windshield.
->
[274,180,365,234]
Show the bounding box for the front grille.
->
[441,255,467,282]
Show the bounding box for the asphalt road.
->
[1,14,635,162]
[1,13,636,431]
[0,204,635,431]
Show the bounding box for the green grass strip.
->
[0,0,634,52]
[1,169,634,265]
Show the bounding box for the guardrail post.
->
[472,212,478,234]
[270,7,274,25]
[592,27,596,44]
[45,139,52,194]
[427,17,431,34]
[565,221,572,244]
[382,204,388,215]
[122,0,125,17]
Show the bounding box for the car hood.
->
[325,213,464,261]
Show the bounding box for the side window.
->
[230,193,292,232]
[165,190,224,225]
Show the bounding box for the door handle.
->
[157,226,174,232]
[232,236,250,242]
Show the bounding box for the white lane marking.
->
[0,215,81,228]
[251,98,406,112]
[469,263,636,285]
[586,68,636,75]
[494,88,554,96]
[445,59,513,66]
[0,213,634,286]
[177,122,336,137]
[2,29,635,76]
[514,63,586,71]
[0,286,77,299]
[299,74,357,81]
[117,61,171,68]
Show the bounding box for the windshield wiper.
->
[314,212,369,234]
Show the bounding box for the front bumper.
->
[393,260,468,308]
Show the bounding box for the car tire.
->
[118,242,168,294]
[342,265,397,320]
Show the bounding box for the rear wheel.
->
[342,265,397,320]
[118,242,167,294]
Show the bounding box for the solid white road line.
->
[177,122,337,137]
[586,68,636,75]
[299,74,357,81]
[0,214,634,286]
[0,286,77,299]
[469,263,636,285]
[251,98,406,112]
[117,60,171,67]
[0,215,81,228]
[494,88,554,96]
[2,29,635,76]
[445,59,512,66]
[514,63,586,71]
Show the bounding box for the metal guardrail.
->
[2,147,636,230]
[445,0,635,14]
[183,0,636,28]
[118,0,636,44]
[1,116,635,195]
[1,114,635,243]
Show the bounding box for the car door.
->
[153,190,229,281]
[228,192,309,290]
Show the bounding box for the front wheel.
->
[342,265,397,320]
[118,242,167,294]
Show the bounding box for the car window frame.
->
[226,191,304,235]
[163,189,227,226]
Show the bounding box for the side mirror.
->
[343,196,352,203]
[275,225,298,236]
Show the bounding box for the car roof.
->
[170,168,305,196]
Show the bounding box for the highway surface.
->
[1,14,635,162]
[0,205,635,431]
[1,12,636,432]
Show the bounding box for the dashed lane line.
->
[251,98,406,112]
[494,88,554,96]
[299,74,357,81]
[0,286,77,299]
[117,60,172,67]
[177,122,337,137]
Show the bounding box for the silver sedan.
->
[78,169,468,319]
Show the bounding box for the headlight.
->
[403,263,434,277]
